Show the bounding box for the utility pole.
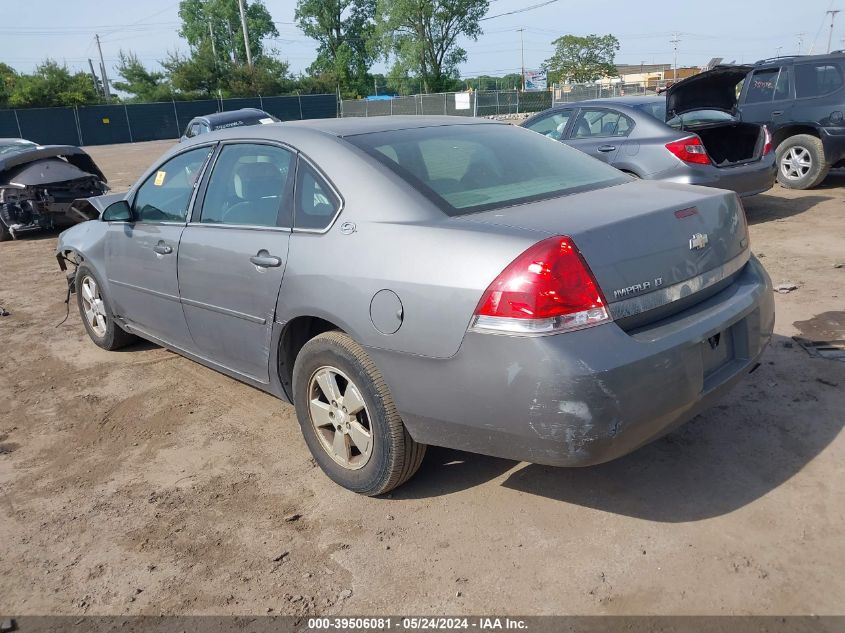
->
[797,32,805,55]
[208,20,218,60]
[227,21,239,63]
[776,46,783,57]
[670,33,681,82]
[87,59,102,98]
[827,10,840,54]
[517,28,525,90]
[237,0,253,68]
[94,34,111,100]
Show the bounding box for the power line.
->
[480,0,562,21]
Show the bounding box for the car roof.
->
[283,115,505,137]
[196,108,270,125]
[576,96,665,106]
[754,51,845,66]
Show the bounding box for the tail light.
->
[762,125,773,156]
[665,135,711,165]
[469,236,610,335]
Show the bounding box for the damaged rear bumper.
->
[369,257,774,466]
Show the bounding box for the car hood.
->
[665,65,753,117]
[0,145,106,183]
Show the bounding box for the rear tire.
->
[0,221,11,242]
[292,331,426,496]
[76,263,137,350]
[776,134,829,190]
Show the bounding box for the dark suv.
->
[679,54,845,189]
[741,53,845,189]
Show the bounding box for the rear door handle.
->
[771,110,783,116]
[597,145,617,152]
[152,242,172,255]
[250,250,282,268]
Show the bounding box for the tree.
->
[374,0,489,93]
[178,0,279,67]
[0,63,18,109]
[113,51,173,102]
[8,60,99,108]
[295,0,376,97]
[543,34,619,84]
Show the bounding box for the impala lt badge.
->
[689,233,709,250]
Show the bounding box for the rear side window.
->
[200,143,293,227]
[571,109,633,138]
[295,162,340,230]
[347,123,627,216]
[745,68,779,103]
[795,63,844,98]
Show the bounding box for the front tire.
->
[776,134,829,190]
[76,263,136,350]
[0,221,11,242]
[292,331,426,495]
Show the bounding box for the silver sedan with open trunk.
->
[56,116,775,495]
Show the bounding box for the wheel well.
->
[278,316,343,399]
[772,125,820,149]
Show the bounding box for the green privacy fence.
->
[0,94,338,147]
[340,90,554,118]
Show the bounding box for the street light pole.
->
[517,28,525,90]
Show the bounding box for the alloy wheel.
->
[307,366,373,470]
[80,275,107,337]
[780,146,812,181]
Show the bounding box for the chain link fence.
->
[340,81,670,118]
[0,93,338,147]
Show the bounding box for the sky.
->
[0,0,842,83]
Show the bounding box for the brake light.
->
[665,135,711,165]
[762,126,773,156]
[469,236,610,335]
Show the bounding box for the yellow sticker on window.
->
[154,171,166,186]
[102,117,110,124]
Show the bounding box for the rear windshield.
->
[0,141,38,157]
[632,101,667,121]
[346,123,627,216]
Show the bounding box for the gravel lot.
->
[1,140,843,616]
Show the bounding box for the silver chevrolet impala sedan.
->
[56,116,775,495]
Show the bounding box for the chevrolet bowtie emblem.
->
[689,233,709,250]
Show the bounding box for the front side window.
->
[295,162,340,230]
[200,143,293,227]
[132,147,211,223]
[571,109,632,138]
[347,123,627,216]
[524,110,572,140]
[745,68,779,103]
[795,63,844,98]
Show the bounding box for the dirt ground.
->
[1,140,843,617]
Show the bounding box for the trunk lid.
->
[666,65,753,117]
[461,180,749,317]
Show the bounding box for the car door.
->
[564,107,633,164]
[523,109,574,141]
[105,145,213,348]
[738,66,793,128]
[177,141,295,382]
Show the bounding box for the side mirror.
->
[102,200,132,222]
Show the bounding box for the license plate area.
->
[702,327,736,378]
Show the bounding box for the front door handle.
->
[250,250,282,268]
[771,110,784,117]
[597,145,617,152]
[153,242,172,255]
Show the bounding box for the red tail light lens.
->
[762,125,773,156]
[665,135,711,165]
[470,236,610,335]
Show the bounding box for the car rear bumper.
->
[369,256,774,467]
[820,127,845,165]
[656,155,776,197]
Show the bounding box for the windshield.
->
[346,124,627,216]
[632,101,667,121]
[0,140,38,157]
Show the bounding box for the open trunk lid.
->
[666,65,753,117]
[461,180,750,325]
